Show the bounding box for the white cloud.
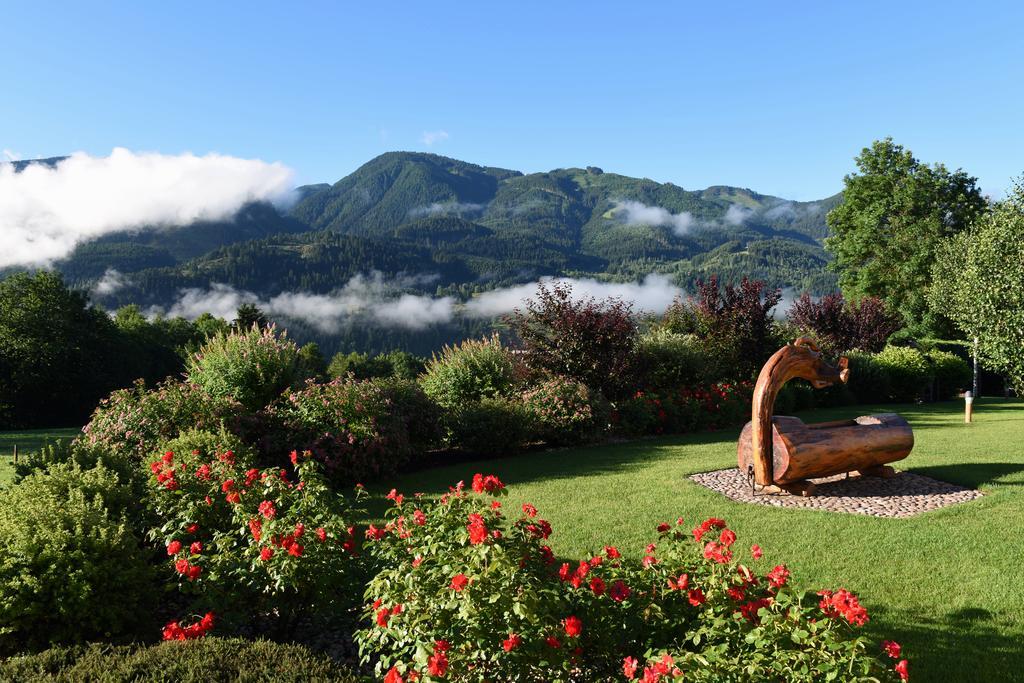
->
[465,274,683,318]
[409,201,486,218]
[2,149,21,162]
[421,130,450,146]
[92,268,130,296]
[612,199,695,235]
[0,148,296,268]
[149,272,684,331]
[724,203,754,226]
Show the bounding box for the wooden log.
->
[738,413,913,484]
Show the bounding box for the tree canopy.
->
[825,138,986,335]
[931,179,1024,392]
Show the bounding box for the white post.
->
[965,391,974,423]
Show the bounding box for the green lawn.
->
[0,427,81,486]
[371,399,1024,683]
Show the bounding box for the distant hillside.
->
[5,151,842,354]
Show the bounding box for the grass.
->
[370,399,1024,683]
[0,427,81,486]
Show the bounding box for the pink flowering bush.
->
[521,376,610,446]
[81,379,248,464]
[145,429,363,631]
[358,475,910,682]
[266,377,438,485]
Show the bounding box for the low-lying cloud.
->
[92,268,130,296]
[151,272,685,331]
[612,200,695,235]
[0,148,295,268]
[408,201,487,218]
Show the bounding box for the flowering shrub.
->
[186,324,299,412]
[358,475,909,682]
[420,334,517,409]
[521,376,610,446]
[81,378,248,463]
[614,382,752,436]
[0,463,156,653]
[145,431,362,629]
[267,377,435,484]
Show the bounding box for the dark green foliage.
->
[0,638,362,682]
[447,396,532,456]
[825,138,986,336]
[0,463,157,653]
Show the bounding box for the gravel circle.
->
[689,468,983,518]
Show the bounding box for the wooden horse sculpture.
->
[737,337,914,496]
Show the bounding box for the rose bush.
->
[145,431,363,631]
[614,382,753,436]
[357,475,910,682]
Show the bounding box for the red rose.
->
[376,607,390,627]
[260,547,274,561]
[882,640,902,658]
[605,546,621,560]
[563,615,582,638]
[450,573,469,591]
[174,558,189,574]
[687,588,706,606]
[503,633,522,652]
[166,540,182,556]
[609,580,631,602]
[383,666,403,683]
[590,576,606,596]
[545,635,561,648]
[315,527,327,542]
[189,541,202,555]
[258,500,276,519]
[657,522,671,533]
[895,659,909,680]
[522,503,538,518]
[186,564,202,580]
[719,529,737,547]
[751,544,763,560]
[767,565,790,588]
[623,656,639,679]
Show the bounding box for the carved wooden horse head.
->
[749,337,849,485]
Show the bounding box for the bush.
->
[329,350,426,381]
[268,377,432,484]
[521,377,610,446]
[186,325,298,412]
[447,397,532,455]
[420,335,517,409]
[927,349,971,399]
[613,383,753,437]
[845,351,893,404]
[874,346,931,402]
[13,437,134,488]
[81,379,248,464]
[357,475,911,682]
[0,463,156,653]
[0,638,362,682]
[662,276,781,381]
[787,293,902,355]
[636,330,711,391]
[506,282,638,399]
[145,437,361,629]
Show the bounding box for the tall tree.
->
[931,178,1024,392]
[825,138,986,335]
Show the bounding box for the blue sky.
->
[2,1,1022,200]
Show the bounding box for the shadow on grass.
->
[908,462,1024,489]
[872,604,1023,682]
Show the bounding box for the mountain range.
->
[5,152,842,354]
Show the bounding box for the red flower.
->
[194,464,211,480]
[895,659,909,681]
[766,564,790,588]
[605,546,621,560]
[692,517,726,542]
[751,544,763,560]
[738,597,772,623]
[174,558,189,574]
[376,607,391,627]
[563,616,582,638]
[258,500,276,519]
[818,589,869,626]
[727,586,745,601]
[413,509,426,526]
[450,573,469,591]
[590,576,606,596]
[316,527,327,542]
[186,564,202,580]
[189,541,202,555]
[166,540,182,555]
[667,573,689,591]
[385,489,405,506]
[642,555,657,568]
[249,518,262,541]
[186,523,199,534]
[545,635,561,648]
[657,522,671,533]
[365,524,387,540]
[427,649,448,677]
[471,473,505,494]
[883,640,902,659]
[719,529,737,547]
[383,666,403,683]
[623,656,639,679]
[221,479,235,493]
[260,547,274,561]
[609,580,631,602]
[503,633,522,652]
[288,543,304,557]
[522,503,538,518]
[687,588,706,606]
[289,450,299,466]
[466,513,488,545]
[294,523,305,538]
